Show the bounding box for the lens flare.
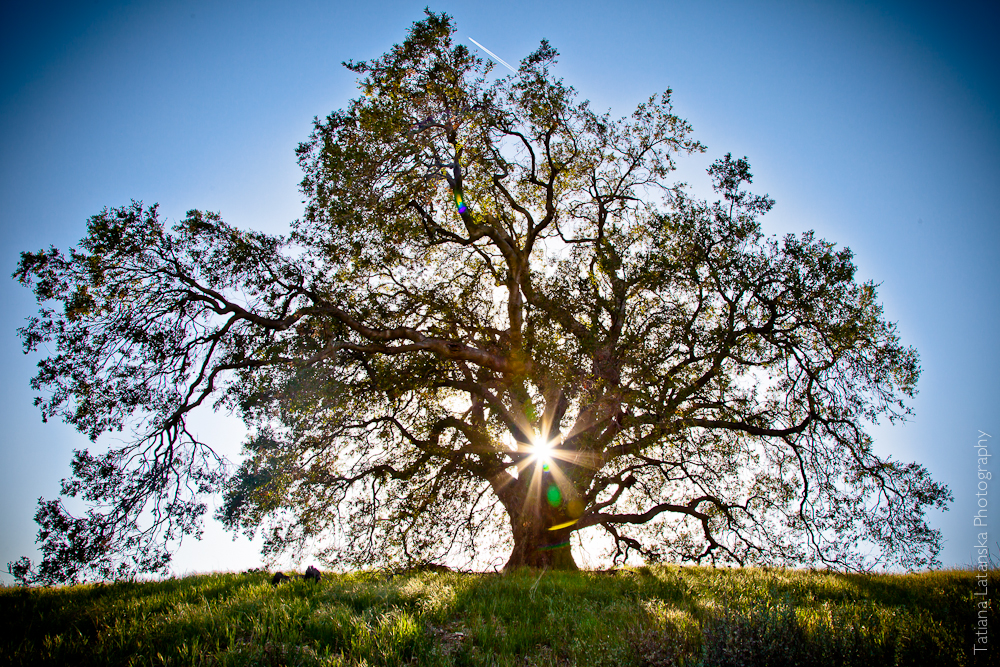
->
[454,190,467,214]
[548,519,578,531]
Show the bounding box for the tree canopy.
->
[10,11,949,584]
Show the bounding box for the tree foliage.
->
[10,11,949,584]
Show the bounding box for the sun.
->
[531,436,556,471]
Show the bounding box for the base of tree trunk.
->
[503,528,579,570]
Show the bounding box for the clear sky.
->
[1,0,997,580]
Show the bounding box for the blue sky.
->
[1,0,997,579]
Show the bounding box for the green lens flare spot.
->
[546,484,562,507]
[542,461,550,472]
[538,541,570,551]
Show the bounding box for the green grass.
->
[1,566,994,666]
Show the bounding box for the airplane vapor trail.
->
[468,37,517,73]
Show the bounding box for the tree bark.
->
[501,475,580,570]
[504,521,578,569]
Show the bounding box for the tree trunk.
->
[502,480,580,570]
[504,518,578,569]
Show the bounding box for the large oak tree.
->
[10,11,949,584]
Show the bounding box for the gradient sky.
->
[1,0,997,581]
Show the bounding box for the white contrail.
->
[468,37,517,73]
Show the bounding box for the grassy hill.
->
[0,565,993,666]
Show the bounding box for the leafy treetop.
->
[9,10,948,584]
